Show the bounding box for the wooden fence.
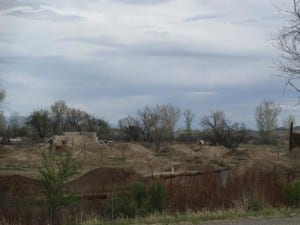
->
[289,122,300,151]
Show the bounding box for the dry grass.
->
[0,142,299,224]
[81,207,300,225]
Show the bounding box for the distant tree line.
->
[119,104,181,151]
[118,103,251,150]
[118,100,296,149]
[0,94,293,148]
[0,100,111,140]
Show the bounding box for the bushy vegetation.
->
[284,180,300,207]
[39,150,82,225]
[255,100,281,145]
[200,111,250,148]
[108,180,167,219]
[81,207,299,225]
[148,181,167,213]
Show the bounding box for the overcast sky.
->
[0,0,299,129]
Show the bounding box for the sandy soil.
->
[0,135,298,199]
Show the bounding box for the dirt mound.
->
[67,167,138,194]
[156,144,195,158]
[225,148,250,160]
[287,148,300,160]
[0,145,15,152]
[196,146,229,159]
[248,149,280,161]
[0,175,42,198]
[176,162,218,172]
[113,143,154,159]
[230,158,286,178]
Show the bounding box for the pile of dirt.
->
[67,167,138,194]
[156,144,195,158]
[196,146,229,159]
[0,175,42,198]
[287,148,300,160]
[248,149,280,161]
[0,145,15,153]
[113,143,154,159]
[176,162,218,172]
[230,158,286,178]
[225,148,250,160]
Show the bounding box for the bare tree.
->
[0,112,6,136]
[137,106,154,142]
[283,114,296,129]
[81,113,110,137]
[255,100,281,144]
[138,104,180,151]
[8,112,22,137]
[161,103,181,143]
[27,109,51,138]
[183,109,195,132]
[277,0,300,92]
[66,108,85,131]
[200,111,246,148]
[82,113,97,132]
[95,118,111,139]
[119,116,141,142]
[0,89,5,103]
[0,89,6,136]
[152,105,167,152]
[201,111,227,146]
[51,100,67,134]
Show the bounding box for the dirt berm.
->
[67,167,137,194]
[0,175,43,198]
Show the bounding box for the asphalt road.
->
[198,216,300,225]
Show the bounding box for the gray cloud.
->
[60,37,265,59]
[185,13,223,22]
[112,0,172,5]
[0,52,289,129]
[0,0,44,11]
[7,9,84,22]
[1,0,297,128]
[59,37,128,48]
[234,14,286,27]
[0,32,17,44]
[142,45,262,60]
[124,44,258,59]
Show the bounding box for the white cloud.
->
[7,7,84,22]
[0,0,295,128]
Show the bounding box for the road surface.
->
[198,216,300,225]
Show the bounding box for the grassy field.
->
[1,140,300,225]
[81,207,300,225]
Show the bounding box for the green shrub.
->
[108,180,167,219]
[39,150,82,225]
[284,180,300,207]
[148,180,167,213]
[246,198,264,212]
[130,181,147,208]
[108,193,136,219]
[130,181,148,216]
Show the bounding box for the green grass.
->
[81,207,300,225]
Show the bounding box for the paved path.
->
[197,216,300,225]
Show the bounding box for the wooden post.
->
[111,191,114,220]
[289,122,294,152]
